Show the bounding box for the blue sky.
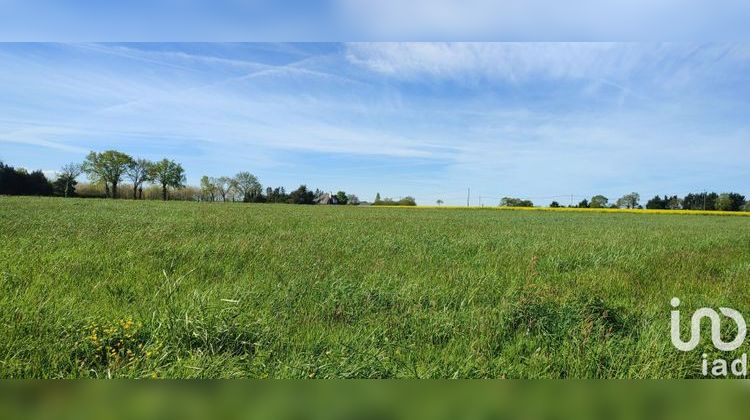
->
[2,1,749,40]
[1,43,749,205]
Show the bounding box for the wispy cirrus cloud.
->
[345,43,750,85]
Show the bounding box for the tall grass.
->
[1,197,749,378]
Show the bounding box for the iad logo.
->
[670,297,747,351]
[670,297,748,377]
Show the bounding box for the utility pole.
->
[467,188,470,207]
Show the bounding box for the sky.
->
[1,43,749,205]
[1,0,749,40]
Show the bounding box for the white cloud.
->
[345,43,750,87]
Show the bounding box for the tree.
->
[335,191,348,205]
[727,193,746,211]
[398,196,417,206]
[374,193,382,204]
[215,177,231,202]
[266,186,288,203]
[716,193,746,212]
[500,197,533,207]
[56,162,83,198]
[0,161,53,196]
[227,178,240,202]
[665,195,681,209]
[150,159,186,200]
[590,195,608,209]
[125,158,152,200]
[616,192,640,209]
[550,201,561,208]
[646,195,666,210]
[82,150,134,199]
[347,194,360,205]
[577,199,590,208]
[716,194,732,211]
[288,185,315,204]
[436,199,444,206]
[683,192,719,210]
[233,172,262,202]
[200,176,218,202]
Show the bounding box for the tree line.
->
[198,174,365,205]
[9,150,744,211]
[1,149,399,205]
[499,191,749,212]
[372,193,417,206]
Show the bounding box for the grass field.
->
[2,196,750,378]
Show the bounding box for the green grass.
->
[1,196,750,378]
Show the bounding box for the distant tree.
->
[716,193,746,211]
[27,170,53,196]
[704,193,719,210]
[125,158,152,200]
[590,195,608,208]
[682,193,697,210]
[374,193,382,204]
[716,194,732,211]
[728,193,746,211]
[500,197,533,207]
[683,192,719,210]
[374,197,394,206]
[56,162,83,198]
[0,161,53,196]
[215,176,231,201]
[335,191,348,205]
[549,201,561,208]
[150,159,186,201]
[398,196,417,206]
[82,150,134,199]
[81,153,109,197]
[200,176,218,202]
[616,192,640,209]
[743,202,750,212]
[436,199,444,206]
[288,185,315,204]
[227,178,240,202]
[666,195,682,210]
[347,194,360,205]
[233,172,262,202]
[577,199,590,208]
[266,186,288,203]
[646,195,666,210]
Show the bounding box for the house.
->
[314,192,339,205]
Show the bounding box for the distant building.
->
[314,192,339,205]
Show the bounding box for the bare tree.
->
[58,162,83,198]
[215,176,231,202]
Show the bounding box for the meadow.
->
[1,196,750,378]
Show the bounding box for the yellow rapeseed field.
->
[387,205,750,217]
